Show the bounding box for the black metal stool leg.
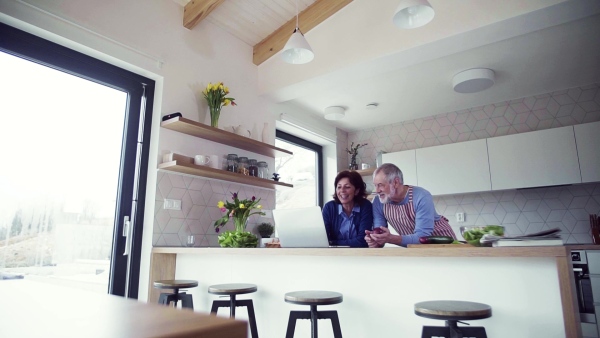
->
[310,305,318,338]
[210,300,229,314]
[158,293,170,306]
[286,311,310,338]
[179,293,194,309]
[422,326,450,338]
[165,294,179,307]
[459,327,487,338]
[229,294,237,318]
[238,300,259,338]
[318,311,342,338]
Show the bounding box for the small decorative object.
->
[272,173,280,182]
[232,125,250,137]
[161,112,182,122]
[346,142,368,170]
[261,122,270,144]
[214,192,265,248]
[257,222,274,239]
[202,82,236,128]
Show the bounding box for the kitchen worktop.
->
[152,245,568,258]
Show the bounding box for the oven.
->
[571,250,599,338]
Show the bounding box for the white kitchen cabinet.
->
[416,139,491,195]
[575,121,600,183]
[382,150,417,185]
[487,126,581,190]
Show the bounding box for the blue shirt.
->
[322,199,373,247]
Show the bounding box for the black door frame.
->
[0,22,154,298]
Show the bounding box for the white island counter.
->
[149,246,579,338]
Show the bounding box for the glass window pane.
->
[274,139,317,209]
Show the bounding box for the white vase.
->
[261,122,270,144]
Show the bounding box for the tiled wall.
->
[347,84,600,243]
[153,171,275,247]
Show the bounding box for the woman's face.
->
[336,177,358,205]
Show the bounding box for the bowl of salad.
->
[459,225,505,247]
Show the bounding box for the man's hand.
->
[364,228,387,248]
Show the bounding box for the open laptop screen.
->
[272,206,331,248]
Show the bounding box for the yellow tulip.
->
[206,83,212,91]
[217,201,225,208]
[219,84,224,91]
[212,83,219,91]
[224,99,231,106]
[224,86,229,94]
[257,205,262,209]
[239,203,246,209]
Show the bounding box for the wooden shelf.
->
[353,168,375,176]
[158,154,293,190]
[161,117,293,157]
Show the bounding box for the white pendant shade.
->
[393,0,435,29]
[324,106,345,120]
[281,28,314,64]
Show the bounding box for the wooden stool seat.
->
[208,283,257,295]
[209,283,259,338]
[153,279,198,310]
[415,300,492,338]
[284,291,343,338]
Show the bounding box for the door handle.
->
[123,216,132,256]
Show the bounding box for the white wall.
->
[0,0,274,301]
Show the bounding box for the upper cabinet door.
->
[382,150,417,185]
[487,126,581,190]
[416,139,491,196]
[574,121,600,183]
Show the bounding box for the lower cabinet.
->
[416,139,491,195]
[487,125,581,190]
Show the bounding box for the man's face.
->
[374,172,402,203]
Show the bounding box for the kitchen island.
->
[149,246,579,338]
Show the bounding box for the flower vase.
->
[209,106,221,128]
[349,157,358,170]
[233,217,248,233]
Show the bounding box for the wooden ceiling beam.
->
[184,0,226,30]
[253,0,353,66]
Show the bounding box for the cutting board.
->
[407,244,474,248]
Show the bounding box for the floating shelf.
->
[158,154,293,190]
[353,168,376,176]
[161,117,293,157]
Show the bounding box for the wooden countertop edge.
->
[151,246,568,257]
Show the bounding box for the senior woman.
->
[322,170,373,247]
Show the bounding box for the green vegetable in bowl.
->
[461,225,504,246]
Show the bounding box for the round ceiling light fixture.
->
[324,106,346,120]
[393,0,435,29]
[452,68,495,94]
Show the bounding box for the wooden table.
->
[0,279,246,338]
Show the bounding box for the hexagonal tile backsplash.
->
[153,172,275,247]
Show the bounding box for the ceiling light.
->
[393,0,435,29]
[366,103,379,110]
[452,68,496,93]
[281,0,314,64]
[324,106,345,120]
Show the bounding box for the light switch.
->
[164,199,182,210]
[456,212,465,223]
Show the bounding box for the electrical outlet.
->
[456,212,465,223]
[164,199,182,210]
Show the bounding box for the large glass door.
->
[0,22,153,298]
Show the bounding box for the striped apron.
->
[383,186,456,239]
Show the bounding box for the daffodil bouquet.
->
[214,192,264,248]
[202,82,236,128]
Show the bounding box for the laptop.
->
[273,206,348,248]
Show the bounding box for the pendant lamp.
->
[281,0,314,64]
[393,0,435,29]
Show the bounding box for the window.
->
[275,130,323,209]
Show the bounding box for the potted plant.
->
[346,142,368,170]
[257,222,274,238]
[202,82,236,128]
[214,192,265,248]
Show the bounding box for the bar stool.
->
[153,279,198,309]
[208,283,259,338]
[414,300,492,338]
[284,290,343,338]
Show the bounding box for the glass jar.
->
[226,154,238,172]
[237,156,249,175]
[248,159,258,177]
[257,161,269,179]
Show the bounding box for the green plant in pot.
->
[214,192,265,248]
[257,222,274,239]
